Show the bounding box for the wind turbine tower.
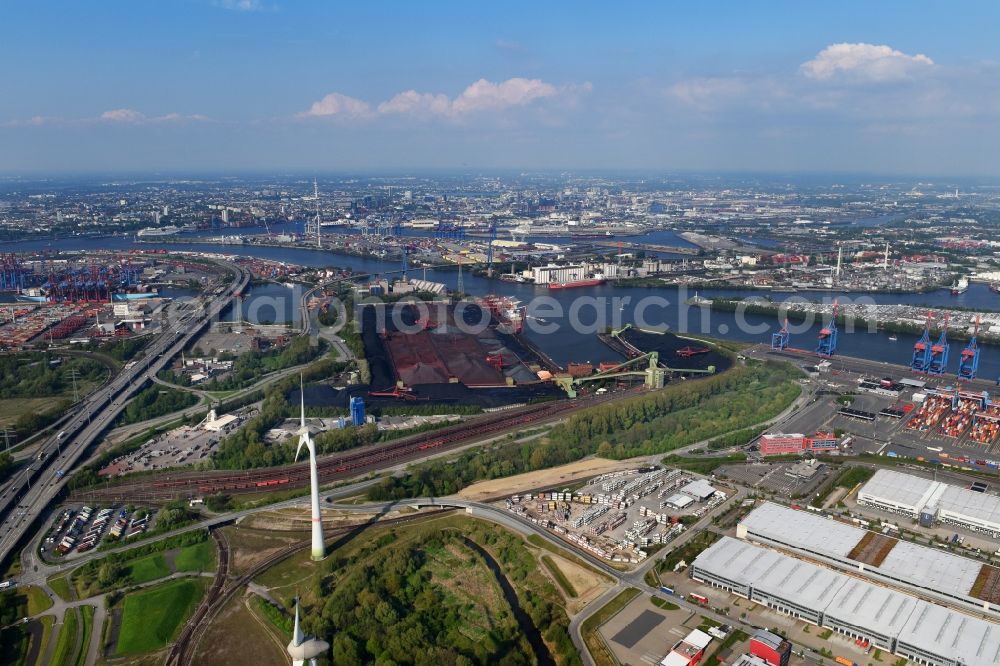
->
[296,376,325,560]
[286,598,328,666]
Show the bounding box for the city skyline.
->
[1,1,999,175]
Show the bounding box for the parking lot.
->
[716,460,830,498]
[42,503,154,559]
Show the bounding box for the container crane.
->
[959,315,982,381]
[928,313,951,376]
[911,311,933,373]
[816,300,839,357]
[554,350,715,398]
[771,318,790,351]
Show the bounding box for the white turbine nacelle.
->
[287,597,328,666]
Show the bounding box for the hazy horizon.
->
[3,1,999,175]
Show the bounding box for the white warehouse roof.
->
[680,479,716,500]
[857,469,939,514]
[665,494,694,509]
[897,601,1000,666]
[740,502,996,614]
[859,468,1000,535]
[740,501,860,557]
[825,577,922,641]
[751,549,845,610]
[692,537,1000,666]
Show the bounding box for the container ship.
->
[951,277,969,295]
[548,274,606,290]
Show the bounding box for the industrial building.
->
[730,655,773,666]
[691,536,1000,666]
[758,432,839,456]
[660,629,713,666]
[738,502,1000,615]
[748,629,791,666]
[858,468,1000,538]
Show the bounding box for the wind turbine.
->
[286,597,329,666]
[296,375,325,561]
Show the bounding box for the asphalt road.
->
[0,263,249,566]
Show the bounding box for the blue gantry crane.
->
[771,318,790,351]
[927,313,951,376]
[911,311,933,373]
[959,315,981,381]
[816,300,838,357]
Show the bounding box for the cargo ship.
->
[951,277,969,295]
[479,295,525,334]
[136,225,182,238]
[548,274,606,290]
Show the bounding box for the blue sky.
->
[1,1,998,175]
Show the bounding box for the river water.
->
[7,234,1000,382]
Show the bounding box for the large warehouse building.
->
[738,502,1000,615]
[691,536,1000,666]
[857,468,1000,537]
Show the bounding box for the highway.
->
[0,262,249,566]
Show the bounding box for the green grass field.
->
[50,607,80,666]
[0,398,54,428]
[47,575,73,602]
[75,605,94,666]
[173,540,216,573]
[126,553,171,585]
[22,586,53,616]
[115,578,208,655]
[36,615,55,665]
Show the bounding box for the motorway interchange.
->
[0,263,249,565]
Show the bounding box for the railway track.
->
[164,527,231,666]
[166,509,453,665]
[74,394,616,503]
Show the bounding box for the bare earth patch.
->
[238,507,378,533]
[192,594,288,666]
[222,526,305,576]
[457,457,639,502]
[542,552,615,615]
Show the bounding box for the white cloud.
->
[100,108,147,123]
[303,77,589,122]
[451,78,557,114]
[377,90,451,117]
[800,43,934,82]
[301,93,372,119]
[98,109,209,124]
[214,0,267,11]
